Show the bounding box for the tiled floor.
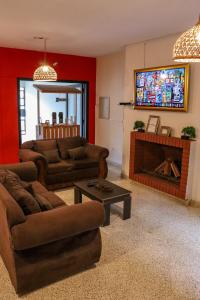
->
[0,166,200,299]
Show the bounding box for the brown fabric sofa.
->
[19,136,109,190]
[0,162,104,294]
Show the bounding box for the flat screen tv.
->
[134,64,189,111]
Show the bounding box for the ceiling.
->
[0,0,199,57]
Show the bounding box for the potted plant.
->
[181,126,196,140]
[134,120,145,132]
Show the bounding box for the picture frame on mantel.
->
[159,126,172,137]
[146,115,160,134]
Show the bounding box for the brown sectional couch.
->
[0,162,104,294]
[19,136,109,190]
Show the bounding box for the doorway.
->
[17,79,89,145]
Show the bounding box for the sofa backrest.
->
[22,137,87,151]
[0,162,37,182]
[21,136,87,160]
[34,139,57,153]
[57,137,87,159]
[21,140,35,150]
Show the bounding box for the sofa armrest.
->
[19,149,46,164]
[11,201,104,250]
[84,144,109,160]
[19,149,47,185]
[84,144,109,178]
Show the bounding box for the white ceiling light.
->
[173,16,200,62]
[33,37,57,81]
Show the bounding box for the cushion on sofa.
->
[39,191,65,208]
[47,161,73,175]
[34,140,57,153]
[1,170,41,215]
[57,137,86,159]
[34,193,53,211]
[68,146,86,160]
[66,158,99,170]
[42,149,61,163]
[26,181,65,208]
[31,181,49,194]
[0,184,26,227]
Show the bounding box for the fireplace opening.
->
[134,141,183,185]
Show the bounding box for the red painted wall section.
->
[0,47,96,164]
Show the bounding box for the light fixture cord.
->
[44,38,47,64]
[196,14,200,25]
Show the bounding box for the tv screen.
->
[134,64,189,111]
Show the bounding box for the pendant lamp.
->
[173,16,200,62]
[33,37,57,81]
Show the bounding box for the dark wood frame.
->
[17,78,89,146]
[146,115,160,134]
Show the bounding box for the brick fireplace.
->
[129,132,192,200]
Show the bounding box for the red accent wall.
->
[0,47,96,164]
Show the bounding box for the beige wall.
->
[96,33,200,202]
[96,51,125,165]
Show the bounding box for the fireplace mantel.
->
[129,132,192,200]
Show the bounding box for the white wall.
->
[40,93,66,124]
[96,33,200,202]
[96,51,125,166]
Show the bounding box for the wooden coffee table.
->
[73,178,132,226]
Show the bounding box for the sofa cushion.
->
[1,170,41,215]
[68,146,86,160]
[66,158,99,170]
[31,181,48,194]
[42,149,61,163]
[39,191,65,208]
[47,161,73,175]
[28,181,65,208]
[57,137,86,159]
[34,140,57,153]
[0,184,26,227]
[34,193,53,211]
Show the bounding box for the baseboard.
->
[107,160,122,169]
[120,172,128,179]
[189,199,200,208]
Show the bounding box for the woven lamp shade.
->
[33,65,57,81]
[173,18,200,62]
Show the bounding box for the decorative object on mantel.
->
[134,64,189,112]
[159,126,172,137]
[146,115,160,134]
[33,37,57,81]
[173,15,200,62]
[181,126,196,140]
[134,120,145,132]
